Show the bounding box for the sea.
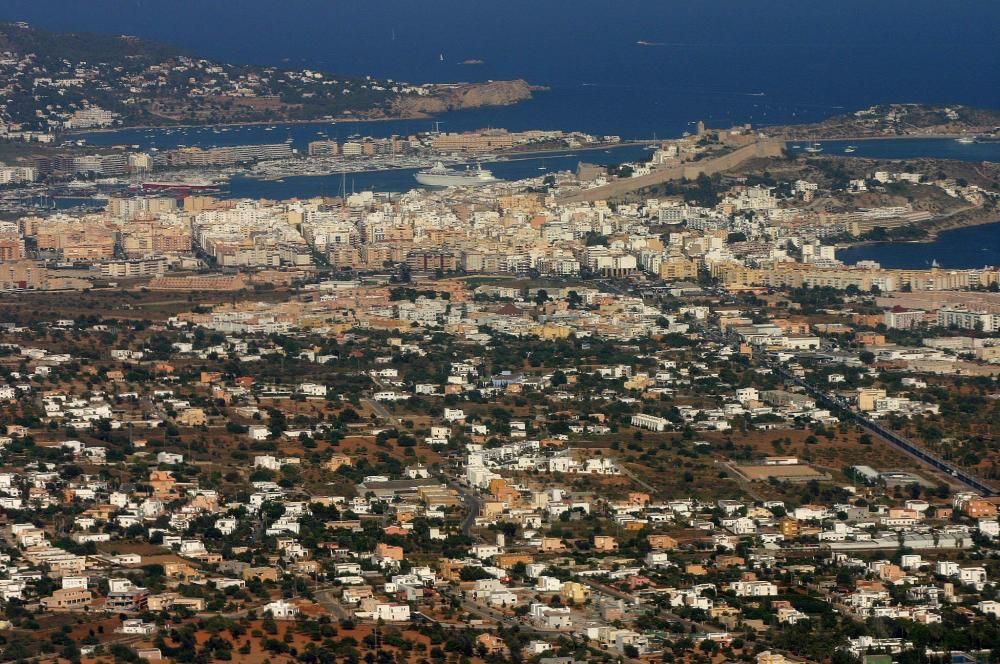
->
[837,223,1000,270]
[3,0,998,138]
[2,0,998,268]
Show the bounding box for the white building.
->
[264,599,300,620]
[374,603,411,622]
[630,413,670,432]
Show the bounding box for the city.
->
[0,6,999,664]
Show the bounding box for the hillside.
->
[0,22,182,68]
[773,103,1000,139]
[0,22,535,130]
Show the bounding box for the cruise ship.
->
[415,162,499,187]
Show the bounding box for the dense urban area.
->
[0,16,999,664]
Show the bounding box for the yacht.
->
[844,145,857,153]
[415,162,499,187]
[804,142,823,153]
[956,136,976,144]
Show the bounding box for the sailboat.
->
[439,53,445,62]
[804,142,823,153]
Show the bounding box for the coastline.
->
[67,82,547,137]
[837,218,1000,270]
[65,113,441,137]
[834,207,1000,249]
[836,215,1000,249]
[780,132,979,142]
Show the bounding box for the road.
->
[313,586,351,621]
[576,577,717,635]
[362,397,393,423]
[688,316,996,496]
[772,361,995,496]
[439,475,482,536]
[617,463,659,495]
[437,589,648,664]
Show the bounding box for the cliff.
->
[391,80,537,117]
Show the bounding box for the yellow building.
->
[593,535,619,552]
[659,257,699,280]
[175,408,208,426]
[560,581,591,604]
[0,260,48,291]
[856,388,887,412]
[533,323,573,340]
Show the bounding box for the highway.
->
[769,361,995,496]
[692,318,995,497]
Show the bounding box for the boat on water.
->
[791,144,801,149]
[804,142,823,153]
[956,136,976,144]
[140,180,222,193]
[844,145,857,153]
[415,162,499,187]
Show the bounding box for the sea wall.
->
[560,139,785,203]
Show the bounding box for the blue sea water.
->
[2,0,998,139]
[224,144,653,199]
[837,222,1000,269]
[787,139,1000,163]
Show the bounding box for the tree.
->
[459,566,492,582]
[859,350,876,365]
[266,408,287,439]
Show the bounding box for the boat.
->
[804,142,823,153]
[956,136,975,144]
[140,180,222,193]
[415,162,499,187]
[791,144,801,149]
[844,145,857,153]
